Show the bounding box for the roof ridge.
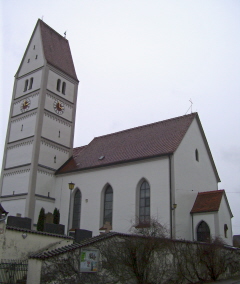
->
[94,112,197,140]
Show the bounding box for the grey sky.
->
[1,0,239,235]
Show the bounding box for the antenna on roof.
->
[185,99,193,115]
[64,31,67,38]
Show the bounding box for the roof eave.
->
[56,152,173,176]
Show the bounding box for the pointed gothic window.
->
[103,185,113,226]
[62,82,66,95]
[57,79,61,92]
[197,221,210,242]
[24,80,29,92]
[29,77,33,90]
[72,189,81,229]
[139,181,150,224]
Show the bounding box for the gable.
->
[16,19,78,80]
[17,23,45,77]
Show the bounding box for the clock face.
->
[53,100,65,115]
[20,98,31,112]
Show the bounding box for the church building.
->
[0,20,233,245]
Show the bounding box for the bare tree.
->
[171,237,240,283]
[94,219,179,284]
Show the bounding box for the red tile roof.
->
[191,190,225,213]
[56,113,197,174]
[39,20,78,80]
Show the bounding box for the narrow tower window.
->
[29,77,33,90]
[195,149,199,162]
[58,130,60,138]
[24,80,29,92]
[21,125,23,131]
[54,156,56,163]
[62,82,66,95]
[35,55,38,59]
[57,79,61,92]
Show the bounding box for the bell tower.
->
[0,20,79,226]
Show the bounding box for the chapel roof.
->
[191,190,232,216]
[56,113,199,174]
[38,20,78,80]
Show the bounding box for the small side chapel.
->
[0,20,233,245]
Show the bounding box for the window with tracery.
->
[139,181,150,224]
[103,185,113,225]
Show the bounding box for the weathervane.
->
[64,31,67,38]
[185,99,193,115]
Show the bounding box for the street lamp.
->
[68,182,75,190]
[67,182,75,234]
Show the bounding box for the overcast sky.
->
[1,0,239,235]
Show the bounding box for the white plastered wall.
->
[218,195,233,245]
[5,142,33,168]
[0,223,73,260]
[173,118,219,240]
[2,170,30,196]
[38,142,69,170]
[55,157,170,237]
[1,199,26,218]
[9,113,37,142]
[41,113,71,147]
[35,170,56,197]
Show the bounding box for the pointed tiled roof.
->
[191,190,225,213]
[39,20,78,80]
[56,113,197,174]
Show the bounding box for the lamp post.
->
[67,182,75,235]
